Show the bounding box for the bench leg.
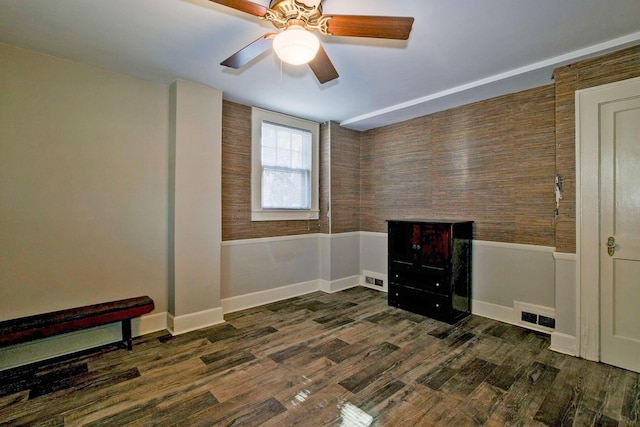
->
[122,319,133,350]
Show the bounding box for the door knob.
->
[607,236,616,256]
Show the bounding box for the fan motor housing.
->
[268,0,323,28]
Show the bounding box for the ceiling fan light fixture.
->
[273,24,319,65]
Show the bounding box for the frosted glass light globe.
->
[273,25,320,65]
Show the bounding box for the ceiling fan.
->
[209,0,414,84]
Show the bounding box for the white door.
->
[599,90,640,373]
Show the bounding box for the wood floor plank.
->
[263,383,352,427]
[484,334,547,392]
[338,348,401,393]
[200,349,257,373]
[179,396,287,427]
[329,320,392,345]
[534,356,591,426]
[386,337,452,385]
[622,374,640,424]
[82,391,219,426]
[351,374,406,414]
[484,361,560,425]
[205,356,288,403]
[328,334,398,365]
[455,381,505,425]
[438,357,498,398]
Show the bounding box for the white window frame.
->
[251,107,319,221]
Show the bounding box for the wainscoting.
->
[221,232,571,342]
[2,232,578,371]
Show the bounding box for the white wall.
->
[220,231,565,341]
[168,80,223,334]
[0,43,169,319]
[221,235,321,299]
[0,44,173,370]
[551,252,577,355]
[0,45,226,364]
[472,241,555,309]
[329,232,361,281]
[360,232,387,275]
[220,233,362,313]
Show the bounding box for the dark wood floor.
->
[1,287,639,426]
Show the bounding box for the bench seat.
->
[0,296,154,350]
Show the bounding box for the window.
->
[251,107,319,221]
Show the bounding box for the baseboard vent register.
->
[365,276,384,287]
[521,311,556,329]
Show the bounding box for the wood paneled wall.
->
[360,86,557,246]
[319,122,330,234]
[553,44,640,253]
[328,122,361,234]
[221,101,324,241]
[361,116,432,234]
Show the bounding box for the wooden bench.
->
[0,296,154,351]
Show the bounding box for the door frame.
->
[575,75,640,362]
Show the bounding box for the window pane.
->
[291,148,303,169]
[291,135,303,152]
[276,145,291,168]
[262,168,310,209]
[262,146,276,166]
[262,125,276,147]
[261,121,313,210]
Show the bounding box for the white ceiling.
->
[1,0,639,130]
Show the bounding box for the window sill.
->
[251,210,319,222]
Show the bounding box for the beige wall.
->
[0,44,169,319]
[169,80,222,321]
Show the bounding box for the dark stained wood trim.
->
[0,296,154,349]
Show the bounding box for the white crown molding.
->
[341,32,640,130]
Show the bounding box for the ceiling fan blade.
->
[221,33,276,69]
[308,44,338,84]
[208,0,271,17]
[322,15,414,40]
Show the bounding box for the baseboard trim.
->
[319,275,360,294]
[133,312,168,336]
[550,332,578,356]
[221,280,320,314]
[472,299,516,325]
[167,307,224,336]
[222,277,363,314]
[473,299,556,335]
